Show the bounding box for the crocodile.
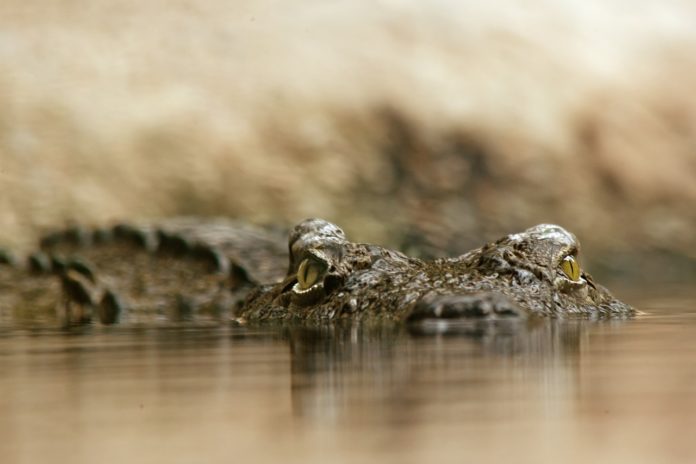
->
[0,218,288,326]
[239,218,634,322]
[0,217,634,327]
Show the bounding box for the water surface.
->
[1,288,695,464]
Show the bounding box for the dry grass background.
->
[1,0,696,271]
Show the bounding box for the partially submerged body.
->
[239,219,634,322]
[0,218,288,325]
[0,218,633,326]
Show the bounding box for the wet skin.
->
[239,219,635,323]
[0,218,634,326]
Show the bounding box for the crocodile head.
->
[441,223,636,318]
[240,219,635,322]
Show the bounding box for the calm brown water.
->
[1,288,695,464]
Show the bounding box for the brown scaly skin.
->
[0,218,288,326]
[238,219,635,323]
[0,217,633,327]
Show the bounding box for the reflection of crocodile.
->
[0,217,634,327]
[284,319,594,419]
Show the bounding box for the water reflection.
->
[285,319,604,421]
[1,298,695,464]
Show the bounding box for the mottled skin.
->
[0,217,633,327]
[0,218,288,326]
[239,219,634,322]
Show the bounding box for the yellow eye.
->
[561,255,580,281]
[297,257,327,290]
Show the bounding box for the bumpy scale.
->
[239,219,635,322]
[0,217,634,326]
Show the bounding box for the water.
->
[1,289,695,464]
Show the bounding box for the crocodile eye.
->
[561,255,580,281]
[297,257,327,290]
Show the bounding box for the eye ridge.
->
[560,255,580,281]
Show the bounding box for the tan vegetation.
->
[1,0,695,268]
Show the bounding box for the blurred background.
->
[1,0,695,280]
